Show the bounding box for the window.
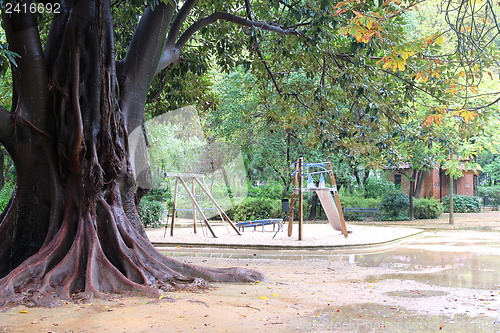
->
[394,174,401,190]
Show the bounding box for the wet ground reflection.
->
[356,249,500,290]
[294,303,500,332]
[161,247,500,290]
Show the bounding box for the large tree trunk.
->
[0,0,262,308]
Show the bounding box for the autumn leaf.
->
[421,114,444,126]
[435,35,444,46]
[460,109,478,124]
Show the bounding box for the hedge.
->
[442,195,481,213]
[138,199,164,228]
[413,198,443,219]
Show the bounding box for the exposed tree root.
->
[0,185,264,308]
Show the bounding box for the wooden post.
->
[194,177,241,235]
[326,159,348,238]
[178,177,217,238]
[170,177,179,236]
[288,159,299,237]
[298,157,303,241]
[192,177,197,234]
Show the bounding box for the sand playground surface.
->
[1,212,500,332]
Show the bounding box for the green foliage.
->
[231,197,281,221]
[482,159,500,185]
[339,196,380,208]
[413,198,443,219]
[248,182,284,200]
[379,191,409,218]
[145,188,169,202]
[442,195,481,213]
[0,42,19,77]
[137,199,165,228]
[364,176,396,199]
[0,180,14,211]
[477,185,500,208]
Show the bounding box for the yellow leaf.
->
[20,310,29,314]
[159,294,165,299]
[365,18,373,30]
[382,60,391,70]
[260,296,268,300]
[272,294,279,297]
[469,86,478,94]
[397,60,405,71]
[461,109,478,123]
[469,0,484,5]
[435,35,444,46]
[401,51,408,60]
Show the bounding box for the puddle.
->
[292,303,500,332]
[355,249,500,289]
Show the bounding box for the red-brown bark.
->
[0,0,264,307]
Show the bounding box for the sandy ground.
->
[148,222,424,250]
[1,212,500,332]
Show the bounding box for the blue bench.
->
[236,219,283,232]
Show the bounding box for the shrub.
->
[364,176,396,199]
[138,199,164,228]
[477,186,500,208]
[231,197,281,221]
[0,181,15,211]
[340,196,381,208]
[442,195,481,213]
[379,190,409,218]
[413,198,443,219]
[145,188,169,202]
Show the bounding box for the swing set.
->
[165,172,240,238]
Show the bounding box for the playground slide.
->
[315,187,344,232]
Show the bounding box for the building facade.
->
[388,165,477,200]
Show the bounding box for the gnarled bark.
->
[0,0,263,308]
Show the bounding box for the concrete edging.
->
[152,229,424,251]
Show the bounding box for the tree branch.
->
[154,10,303,73]
[177,12,302,51]
[165,0,198,48]
[118,3,175,134]
[2,5,48,131]
[155,0,199,73]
